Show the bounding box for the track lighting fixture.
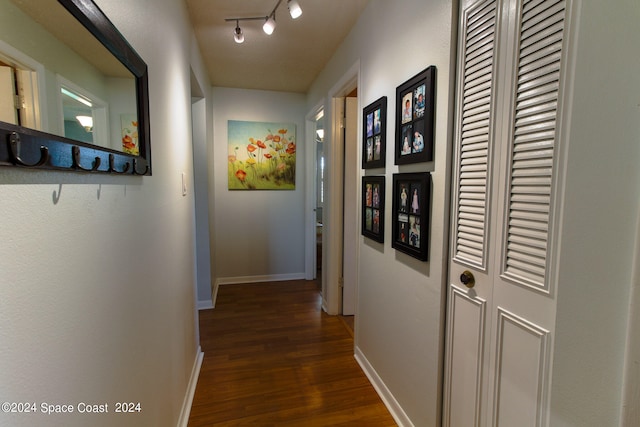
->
[225,0,302,43]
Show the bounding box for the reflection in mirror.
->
[1,0,136,152]
[0,0,151,174]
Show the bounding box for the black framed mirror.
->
[0,0,151,175]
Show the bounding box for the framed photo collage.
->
[360,66,435,261]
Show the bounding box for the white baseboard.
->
[215,273,306,287]
[177,346,204,427]
[354,346,413,427]
[197,299,213,310]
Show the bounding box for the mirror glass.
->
[0,0,139,154]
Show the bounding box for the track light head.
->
[234,21,244,43]
[263,14,276,35]
[234,27,244,44]
[288,0,302,19]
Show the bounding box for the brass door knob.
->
[460,270,475,288]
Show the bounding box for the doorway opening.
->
[0,44,43,131]
[305,62,359,323]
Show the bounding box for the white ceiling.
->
[185,0,370,93]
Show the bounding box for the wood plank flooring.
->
[188,280,397,426]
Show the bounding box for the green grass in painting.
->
[228,156,296,190]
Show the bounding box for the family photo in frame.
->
[392,172,430,260]
[362,176,385,243]
[395,66,435,165]
[362,96,387,169]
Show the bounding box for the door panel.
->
[498,0,566,293]
[445,1,499,422]
[493,308,549,426]
[451,0,498,272]
[443,285,487,427]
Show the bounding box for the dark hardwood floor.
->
[188,280,397,426]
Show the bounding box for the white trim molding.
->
[355,346,413,427]
[177,346,204,427]
[197,299,213,311]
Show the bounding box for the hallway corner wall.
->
[211,87,307,284]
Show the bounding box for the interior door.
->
[444,0,570,425]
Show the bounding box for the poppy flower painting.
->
[228,120,296,190]
[121,114,139,155]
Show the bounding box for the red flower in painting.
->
[264,153,272,159]
[122,135,135,149]
[273,135,281,143]
[257,140,267,149]
[235,169,247,181]
[286,142,296,155]
[246,144,257,153]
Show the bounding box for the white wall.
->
[0,0,204,425]
[212,87,306,285]
[307,0,456,424]
[550,1,640,425]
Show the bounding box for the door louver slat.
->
[503,0,565,288]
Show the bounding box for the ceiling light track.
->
[225,0,302,43]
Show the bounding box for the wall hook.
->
[8,132,49,167]
[72,145,101,171]
[132,158,149,175]
[109,154,131,174]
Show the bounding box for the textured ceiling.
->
[185,0,370,93]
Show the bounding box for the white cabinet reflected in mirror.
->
[0,0,151,174]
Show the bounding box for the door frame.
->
[341,96,358,315]
[305,100,325,281]
[322,61,360,315]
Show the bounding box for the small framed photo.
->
[392,172,431,260]
[395,66,436,165]
[362,96,387,169]
[362,176,385,243]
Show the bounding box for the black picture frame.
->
[395,66,436,165]
[392,172,430,260]
[362,176,385,243]
[362,96,387,169]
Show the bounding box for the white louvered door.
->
[444,0,571,425]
